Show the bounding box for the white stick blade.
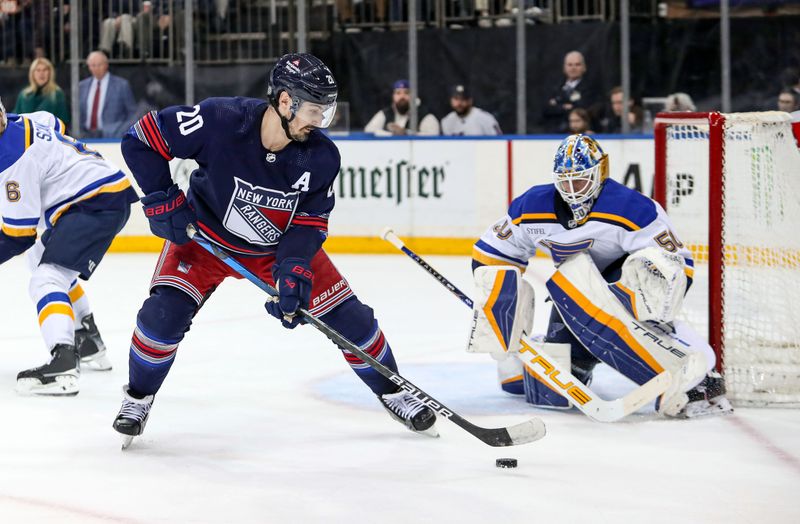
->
[506,418,547,444]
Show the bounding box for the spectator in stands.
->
[441,85,501,136]
[777,89,800,113]
[99,3,137,57]
[12,57,70,127]
[1,0,34,65]
[78,50,137,138]
[601,86,643,133]
[134,1,172,59]
[541,50,599,134]
[364,79,439,136]
[568,108,593,135]
[663,92,696,112]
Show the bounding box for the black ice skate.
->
[379,388,439,438]
[75,313,112,371]
[113,385,155,450]
[681,371,734,418]
[16,344,80,396]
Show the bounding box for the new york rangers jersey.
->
[473,179,694,284]
[122,97,340,256]
[0,111,136,262]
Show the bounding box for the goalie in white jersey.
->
[0,99,139,396]
[470,134,732,418]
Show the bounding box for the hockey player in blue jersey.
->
[0,98,139,395]
[469,134,732,418]
[113,53,437,446]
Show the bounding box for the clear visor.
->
[293,99,337,129]
[553,163,602,204]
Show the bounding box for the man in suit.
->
[79,50,138,138]
[541,51,600,134]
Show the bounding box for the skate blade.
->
[16,375,79,396]
[120,435,135,450]
[81,351,113,371]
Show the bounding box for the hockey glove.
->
[141,184,196,244]
[265,258,313,329]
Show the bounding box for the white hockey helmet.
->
[552,134,609,205]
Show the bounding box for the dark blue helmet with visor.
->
[267,53,338,129]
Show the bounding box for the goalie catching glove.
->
[616,246,687,323]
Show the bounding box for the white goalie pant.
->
[546,252,713,417]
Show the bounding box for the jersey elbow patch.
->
[133,111,174,161]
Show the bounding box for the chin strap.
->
[271,99,296,141]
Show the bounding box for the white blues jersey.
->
[473,179,694,285]
[440,107,502,136]
[0,111,131,238]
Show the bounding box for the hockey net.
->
[654,111,800,407]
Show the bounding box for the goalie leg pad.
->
[547,253,707,409]
[467,266,534,358]
[545,306,600,385]
[522,340,573,409]
[496,354,524,395]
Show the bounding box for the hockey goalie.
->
[468,134,733,419]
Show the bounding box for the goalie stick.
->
[380,227,670,422]
[187,225,545,447]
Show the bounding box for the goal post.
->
[654,111,800,407]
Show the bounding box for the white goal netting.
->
[660,112,800,406]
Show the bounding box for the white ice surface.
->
[1,253,798,523]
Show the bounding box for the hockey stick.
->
[187,225,545,447]
[380,227,670,422]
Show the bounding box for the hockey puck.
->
[495,458,518,468]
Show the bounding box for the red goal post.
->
[653,111,800,407]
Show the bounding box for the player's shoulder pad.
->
[589,179,658,231]
[509,183,558,225]
[21,111,57,129]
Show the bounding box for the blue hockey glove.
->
[265,258,313,329]
[141,184,196,244]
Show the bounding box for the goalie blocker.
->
[470,254,716,416]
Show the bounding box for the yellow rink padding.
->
[108,235,480,255]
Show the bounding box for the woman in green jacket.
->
[13,57,70,129]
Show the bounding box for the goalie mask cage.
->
[654,111,800,407]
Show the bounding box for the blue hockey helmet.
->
[552,134,609,205]
[267,53,338,128]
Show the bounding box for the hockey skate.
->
[75,313,112,371]
[16,344,80,396]
[113,385,155,450]
[379,389,439,438]
[681,371,734,418]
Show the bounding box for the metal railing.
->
[0,0,663,68]
[0,0,335,67]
